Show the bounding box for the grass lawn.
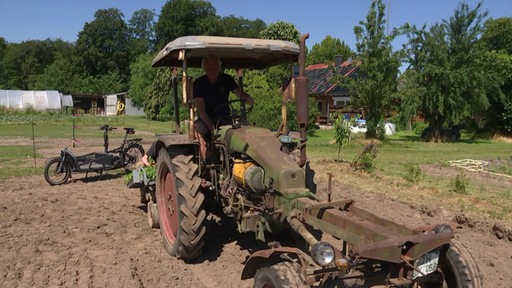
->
[0,115,176,139]
[309,129,511,174]
[308,129,512,223]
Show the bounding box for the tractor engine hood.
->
[219,126,308,195]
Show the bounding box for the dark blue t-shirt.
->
[193,73,238,124]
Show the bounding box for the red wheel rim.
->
[158,169,178,243]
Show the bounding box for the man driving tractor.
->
[141,55,254,166]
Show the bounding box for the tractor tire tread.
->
[171,154,206,261]
[446,238,483,288]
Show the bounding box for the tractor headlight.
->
[310,242,335,266]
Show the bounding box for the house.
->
[72,92,144,116]
[305,56,360,125]
[71,93,105,115]
[104,92,144,116]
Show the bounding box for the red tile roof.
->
[305,60,360,95]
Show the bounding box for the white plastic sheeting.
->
[61,94,73,107]
[0,90,66,110]
[105,94,118,116]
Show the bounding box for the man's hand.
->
[234,87,254,105]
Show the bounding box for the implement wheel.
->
[44,157,71,185]
[156,150,206,261]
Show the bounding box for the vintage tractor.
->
[144,35,482,287]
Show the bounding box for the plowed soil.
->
[1,141,511,288]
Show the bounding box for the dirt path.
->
[1,160,511,287]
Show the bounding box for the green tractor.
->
[143,35,482,287]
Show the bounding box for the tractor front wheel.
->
[156,150,206,261]
[253,262,309,288]
[418,239,483,288]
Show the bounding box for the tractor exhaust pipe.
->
[296,34,309,167]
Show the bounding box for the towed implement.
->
[44,125,144,185]
[137,34,482,287]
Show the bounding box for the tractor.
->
[142,34,482,287]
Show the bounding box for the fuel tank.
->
[218,125,308,195]
[232,160,265,194]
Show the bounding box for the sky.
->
[0,0,511,50]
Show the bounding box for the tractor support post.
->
[296,34,310,167]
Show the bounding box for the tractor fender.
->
[241,246,308,280]
[155,134,198,159]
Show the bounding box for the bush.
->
[333,113,351,160]
[403,163,422,183]
[451,171,469,194]
[412,121,428,136]
[351,143,377,173]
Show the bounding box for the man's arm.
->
[233,87,254,105]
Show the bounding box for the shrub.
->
[451,171,469,194]
[403,162,422,183]
[351,142,377,173]
[333,113,351,160]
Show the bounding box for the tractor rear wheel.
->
[156,151,206,261]
[253,261,309,288]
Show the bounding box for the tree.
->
[258,21,301,87]
[255,21,299,130]
[481,51,512,136]
[32,40,79,93]
[252,21,318,132]
[481,17,512,136]
[129,9,157,53]
[350,0,401,138]
[403,2,489,141]
[32,57,82,93]
[220,16,266,38]
[394,70,423,131]
[244,70,282,129]
[75,8,132,89]
[307,36,355,65]
[142,66,189,121]
[128,53,157,108]
[0,37,9,88]
[155,0,220,47]
[2,39,56,89]
[481,17,512,54]
[259,21,300,44]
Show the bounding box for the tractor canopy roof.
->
[152,35,300,69]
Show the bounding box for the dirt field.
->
[1,142,511,287]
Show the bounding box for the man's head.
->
[201,55,221,81]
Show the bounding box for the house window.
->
[335,100,350,107]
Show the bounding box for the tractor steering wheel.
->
[214,99,253,125]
